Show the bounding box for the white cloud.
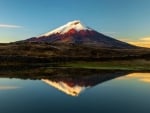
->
[118,38,134,42]
[108,36,150,48]
[103,31,117,34]
[0,24,22,28]
[119,37,150,48]
[139,37,150,41]
[102,31,118,36]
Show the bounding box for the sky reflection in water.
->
[0,71,150,113]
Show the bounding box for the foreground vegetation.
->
[64,60,150,71]
[0,42,150,63]
[0,60,150,71]
[0,42,150,72]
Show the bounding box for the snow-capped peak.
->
[42,79,87,96]
[42,20,91,36]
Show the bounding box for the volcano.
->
[25,20,135,48]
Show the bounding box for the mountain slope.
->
[24,20,135,49]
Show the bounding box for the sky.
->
[0,0,150,46]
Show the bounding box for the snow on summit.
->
[43,20,91,36]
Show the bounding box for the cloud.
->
[139,37,150,41]
[103,31,117,34]
[129,42,150,48]
[119,37,150,48]
[118,38,134,42]
[102,31,118,36]
[0,24,22,28]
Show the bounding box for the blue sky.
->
[1,0,150,43]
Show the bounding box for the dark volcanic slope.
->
[24,20,136,49]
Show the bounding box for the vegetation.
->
[0,42,150,62]
[0,42,150,73]
[63,60,150,71]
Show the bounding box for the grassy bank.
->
[0,59,150,71]
[63,60,150,71]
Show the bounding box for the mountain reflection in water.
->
[118,72,150,83]
[0,68,130,96]
[42,79,86,96]
[0,68,150,113]
[40,69,129,96]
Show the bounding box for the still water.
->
[0,69,150,113]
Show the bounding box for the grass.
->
[63,59,150,71]
[1,59,150,71]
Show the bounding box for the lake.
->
[0,69,150,113]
